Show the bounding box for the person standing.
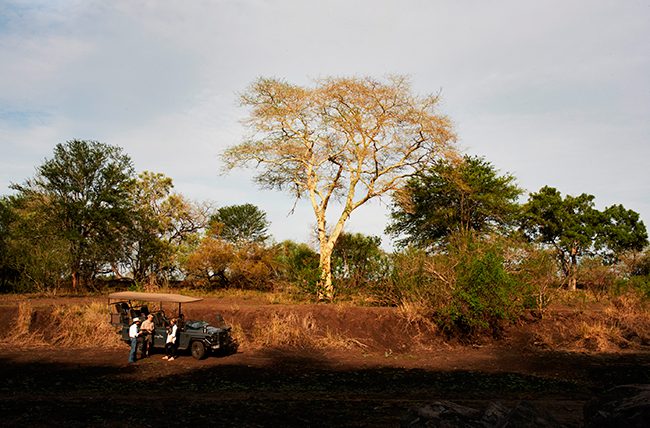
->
[140,314,155,358]
[163,318,178,361]
[128,317,142,364]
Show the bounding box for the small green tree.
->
[210,203,270,245]
[520,186,647,291]
[331,232,387,295]
[387,155,521,251]
[273,240,321,295]
[0,195,69,292]
[435,233,525,337]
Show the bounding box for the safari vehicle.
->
[108,291,237,359]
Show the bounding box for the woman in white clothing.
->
[163,318,178,361]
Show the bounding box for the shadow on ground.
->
[0,347,648,427]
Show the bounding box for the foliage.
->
[376,248,452,316]
[509,245,559,315]
[520,186,648,290]
[0,197,21,292]
[331,232,388,296]
[126,171,211,287]
[0,195,70,293]
[10,140,135,290]
[184,237,235,288]
[577,257,618,301]
[429,232,528,338]
[210,203,270,245]
[597,204,648,262]
[387,155,522,250]
[184,237,276,290]
[223,75,457,300]
[272,240,321,295]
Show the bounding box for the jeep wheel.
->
[191,341,206,360]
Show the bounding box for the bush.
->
[436,248,522,338]
[331,232,389,297]
[376,248,451,313]
[578,257,617,300]
[273,241,320,296]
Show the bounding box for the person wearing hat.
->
[128,317,142,363]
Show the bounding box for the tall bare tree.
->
[223,76,456,300]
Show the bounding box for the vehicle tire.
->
[191,341,206,360]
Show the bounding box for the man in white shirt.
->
[128,317,141,363]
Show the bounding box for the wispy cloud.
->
[1,0,648,246]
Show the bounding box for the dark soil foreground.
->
[0,297,649,427]
[0,346,649,427]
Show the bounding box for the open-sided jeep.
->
[108,291,238,359]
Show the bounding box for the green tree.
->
[520,186,599,291]
[11,140,135,290]
[386,155,522,250]
[331,232,386,293]
[273,240,321,295]
[211,203,270,245]
[126,171,213,286]
[597,204,648,262]
[520,186,647,291]
[0,194,70,292]
[223,76,456,300]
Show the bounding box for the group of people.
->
[128,314,179,364]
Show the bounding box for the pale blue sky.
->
[1,0,648,248]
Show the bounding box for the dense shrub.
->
[331,232,389,298]
[436,248,523,338]
[272,241,320,295]
[184,238,276,290]
[376,248,450,308]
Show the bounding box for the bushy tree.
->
[520,186,647,290]
[210,203,270,245]
[387,155,521,251]
[273,240,321,295]
[434,233,526,337]
[598,204,648,262]
[331,232,387,294]
[184,237,276,290]
[0,195,70,292]
[126,171,212,286]
[223,75,456,300]
[10,140,135,290]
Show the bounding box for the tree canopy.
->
[520,186,648,290]
[223,75,456,300]
[387,155,522,250]
[210,203,270,245]
[10,140,135,290]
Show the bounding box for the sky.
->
[1,0,649,250]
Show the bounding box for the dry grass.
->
[249,312,317,349]
[49,302,124,348]
[574,321,622,352]
[532,293,650,352]
[2,302,47,347]
[2,301,124,349]
[245,312,366,350]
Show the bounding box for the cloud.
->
[1,0,649,247]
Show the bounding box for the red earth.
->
[0,296,648,427]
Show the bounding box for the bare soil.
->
[0,296,648,427]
